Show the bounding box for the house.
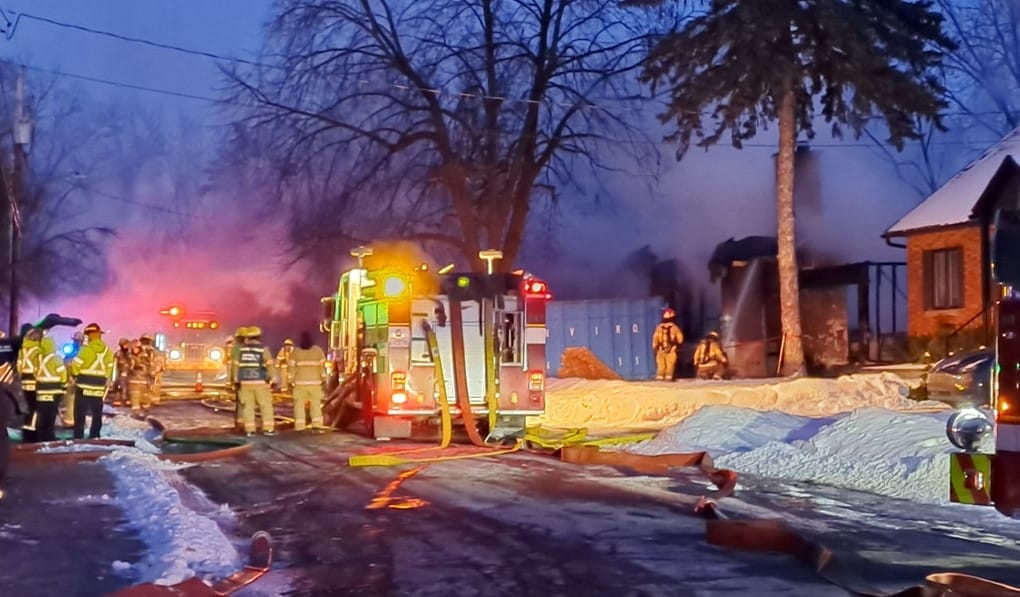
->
[884,128,1020,350]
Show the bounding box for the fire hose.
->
[561,445,1020,597]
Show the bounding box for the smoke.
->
[34,198,312,347]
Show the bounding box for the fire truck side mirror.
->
[993,208,1020,286]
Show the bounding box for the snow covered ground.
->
[536,373,943,432]
[69,413,246,586]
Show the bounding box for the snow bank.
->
[535,373,942,432]
[631,406,975,504]
[101,448,241,585]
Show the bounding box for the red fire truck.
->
[155,305,228,392]
[946,207,1020,517]
[320,248,551,440]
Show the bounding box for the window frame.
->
[923,246,964,311]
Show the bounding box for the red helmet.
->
[662,308,676,320]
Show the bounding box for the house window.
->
[923,247,964,310]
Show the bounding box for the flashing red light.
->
[525,279,552,300]
[160,305,183,317]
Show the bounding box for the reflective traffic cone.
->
[195,372,204,394]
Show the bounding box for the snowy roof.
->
[885,127,1020,236]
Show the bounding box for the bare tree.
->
[0,63,113,301]
[224,0,660,270]
[870,0,1020,197]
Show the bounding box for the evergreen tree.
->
[638,0,955,374]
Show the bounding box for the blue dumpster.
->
[546,298,666,380]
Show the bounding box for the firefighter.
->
[61,331,85,428]
[127,340,150,414]
[232,326,277,436]
[288,331,325,431]
[17,326,42,442]
[34,336,67,442]
[227,328,247,432]
[693,331,729,380]
[113,338,132,407]
[652,308,684,381]
[139,334,163,405]
[70,323,115,439]
[275,339,294,397]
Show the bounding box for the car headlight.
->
[209,348,224,361]
[169,349,183,361]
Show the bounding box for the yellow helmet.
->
[234,327,248,338]
[245,326,262,338]
[283,338,293,346]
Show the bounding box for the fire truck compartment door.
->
[433,299,485,404]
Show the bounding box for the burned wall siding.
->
[800,287,849,370]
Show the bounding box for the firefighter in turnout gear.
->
[70,323,115,439]
[232,326,277,436]
[693,331,729,380]
[34,337,67,442]
[127,340,151,413]
[139,334,163,404]
[288,331,325,431]
[17,326,43,441]
[61,331,85,427]
[114,338,132,407]
[652,308,684,381]
[275,339,294,398]
[227,329,246,431]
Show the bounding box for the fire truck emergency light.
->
[160,305,183,317]
[383,276,407,297]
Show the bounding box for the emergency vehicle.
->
[320,247,550,440]
[946,206,1020,517]
[155,305,227,391]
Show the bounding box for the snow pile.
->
[535,373,942,431]
[101,449,240,585]
[631,406,971,504]
[102,415,162,453]
[557,347,622,380]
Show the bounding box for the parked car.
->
[925,349,994,407]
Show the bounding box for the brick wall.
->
[905,224,985,337]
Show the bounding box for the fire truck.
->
[946,207,1020,517]
[320,247,550,440]
[155,305,228,391]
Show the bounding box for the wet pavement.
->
[0,460,145,596]
[6,399,1020,596]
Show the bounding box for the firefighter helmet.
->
[234,327,248,338]
[140,333,154,342]
[283,338,293,346]
[707,331,720,339]
[662,308,676,320]
[83,322,103,335]
[225,335,235,344]
[245,326,262,338]
[118,337,129,347]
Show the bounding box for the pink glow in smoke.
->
[36,209,311,342]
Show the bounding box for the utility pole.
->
[8,67,28,335]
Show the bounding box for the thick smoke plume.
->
[35,204,312,347]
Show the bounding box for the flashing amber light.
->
[173,322,180,328]
[383,275,407,297]
[210,322,219,330]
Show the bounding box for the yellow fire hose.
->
[347,320,654,468]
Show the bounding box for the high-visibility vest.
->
[18,339,40,391]
[236,345,269,383]
[72,341,114,397]
[288,346,325,386]
[36,349,67,398]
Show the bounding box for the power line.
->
[13,63,1007,151]
[3,8,1017,121]
[0,10,261,67]
[19,63,229,105]
[78,184,198,218]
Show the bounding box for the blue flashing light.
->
[61,342,76,357]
